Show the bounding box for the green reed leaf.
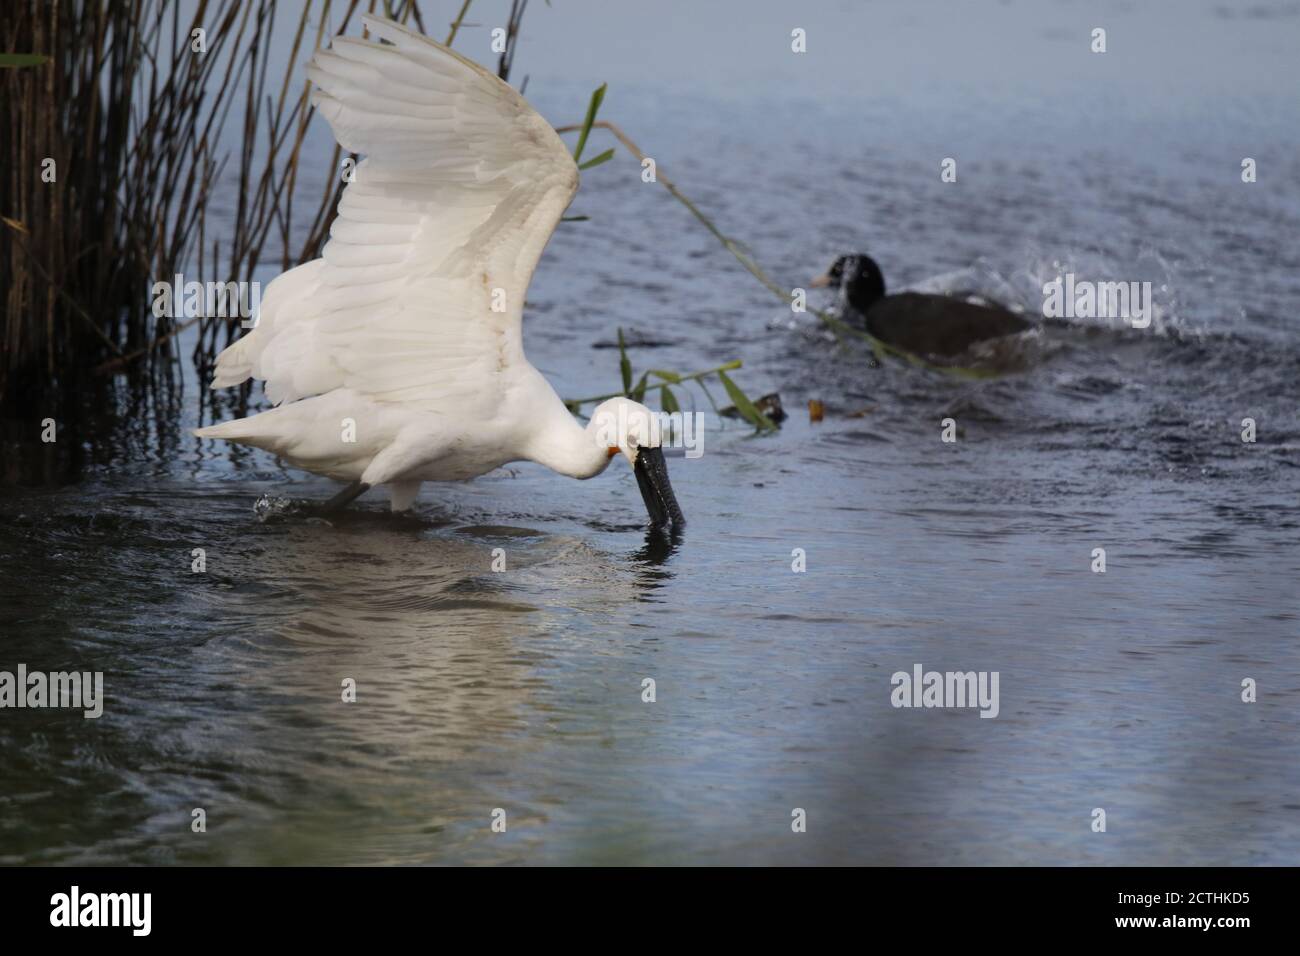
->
[578,148,614,171]
[716,369,776,431]
[660,385,680,415]
[572,83,607,164]
[0,54,49,67]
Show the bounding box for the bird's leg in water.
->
[317,481,371,514]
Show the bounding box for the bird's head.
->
[811,253,886,315]
[589,396,685,530]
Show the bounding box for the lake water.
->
[2,1,1298,865]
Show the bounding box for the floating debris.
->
[720,392,786,424]
[591,329,679,349]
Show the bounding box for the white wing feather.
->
[209,15,578,417]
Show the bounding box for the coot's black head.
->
[811,254,886,315]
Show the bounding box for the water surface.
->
[2,1,1299,865]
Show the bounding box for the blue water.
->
[2,0,1298,865]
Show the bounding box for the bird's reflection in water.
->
[201,509,679,862]
[630,525,683,594]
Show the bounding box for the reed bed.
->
[1,0,379,417]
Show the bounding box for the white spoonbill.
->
[194,16,684,529]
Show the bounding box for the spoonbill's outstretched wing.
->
[210,15,578,416]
